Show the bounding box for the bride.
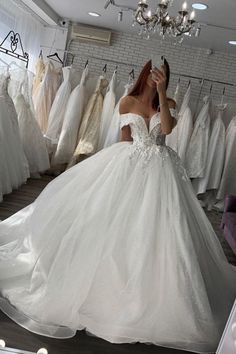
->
[0,59,235,354]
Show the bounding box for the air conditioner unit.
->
[71,24,111,45]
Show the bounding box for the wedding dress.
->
[8,70,50,175]
[192,104,226,195]
[32,57,45,97]
[217,115,236,200]
[52,66,89,165]
[97,71,117,151]
[176,85,193,164]
[165,82,182,153]
[69,76,108,165]
[33,61,61,133]
[45,66,74,152]
[103,82,133,148]
[0,109,235,354]
[185,96,211,178]
[0,74,29,195]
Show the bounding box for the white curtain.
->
[0,0,44,72]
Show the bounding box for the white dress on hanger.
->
[185,96,211,178]
[0,74,29,195]
[103,82,133,148]
[176,85,193,164]
[0,111,235,354]
[97,71,117,151]
[69,76,108,165]
[45,66,74,153]
[52,66,89,165]
[165,82,182,153]
[192,104,226,195]
[33,61,61,134]
[217,115,236,200]
[9,71,50,175]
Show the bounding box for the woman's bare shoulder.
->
[119,96,136,115]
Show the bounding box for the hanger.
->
[178,77,180,84]
[209,83,213,94]
[47,52,63,64]
[85,60,89,68]
[39,50,43,59]
[220,86,226,105]
[114,65,118,74]
[102,64,107,73]
[187,79,191,87]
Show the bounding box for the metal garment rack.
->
[0,30,29,68]
[40,46,236,89]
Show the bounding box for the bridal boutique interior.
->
[0,0,236,353]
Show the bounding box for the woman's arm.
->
[152,67,176,135]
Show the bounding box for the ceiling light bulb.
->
[0,340,6,348]
[190,10,195,20]
[192,3,208,10]
[229,41,236,45]
[37,349,48,354]
[147,10,152,17]
[88,12,101,17]
[182,1,187,11]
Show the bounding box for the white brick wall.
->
[67,29,236,121]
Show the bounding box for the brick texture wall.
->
[67,29,236,123]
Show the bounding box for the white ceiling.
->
[44,0,236,54]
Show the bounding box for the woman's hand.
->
[151,65,167,94]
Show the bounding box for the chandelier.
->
[133,0,200,41]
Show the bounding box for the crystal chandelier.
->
[133,0,200,41]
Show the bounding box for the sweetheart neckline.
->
[119,112,160,134]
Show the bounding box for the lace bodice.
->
[120,112,167,146]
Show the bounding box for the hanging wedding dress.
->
[32,57,45,97]
[103,82,133,148]
[185,96,211,178]
[0,74,29,195]
[33,61,61,134]
[0,110,235,354]
[69,75,108,166]
[176,84,193,164]
[8,70,50,175]
[52,66,89,166]
[216,115,236,201]
[192,104,226,195]
[45,66,74,153]
[165,82,182,153]
[97,71,117,151]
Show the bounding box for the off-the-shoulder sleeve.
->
[120,115,135,129]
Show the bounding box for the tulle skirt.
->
[0,142,235,354]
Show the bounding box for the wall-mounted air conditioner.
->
[71,24,111,46]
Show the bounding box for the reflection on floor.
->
[0,176,235,354]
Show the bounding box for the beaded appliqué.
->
[120,113,189,181]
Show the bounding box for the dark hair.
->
[128,58,170,110]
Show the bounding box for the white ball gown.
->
[192,105,226,195]
[186,96,211,178]
[0,111,236,354]
[97,70,117,151]
[52,66,89,165]
[0,74,29,196]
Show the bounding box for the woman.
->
[0,60,235,354]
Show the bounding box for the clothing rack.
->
[40,46,236,89]
[0,30,29,68]
[171,72,236,88]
